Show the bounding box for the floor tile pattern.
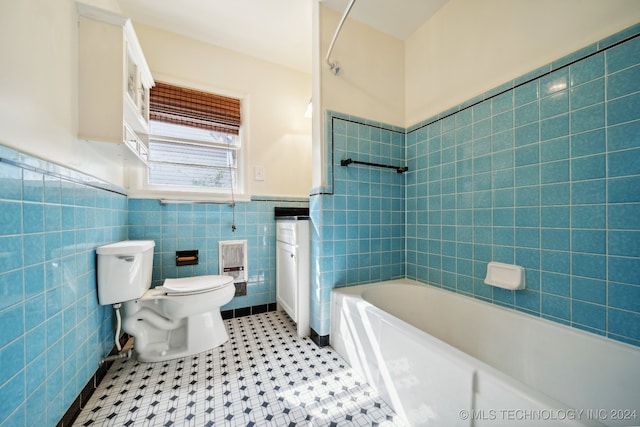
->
[73,311,407,426]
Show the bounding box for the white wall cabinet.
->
[77,3,154,165]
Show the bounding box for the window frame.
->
[147,124,240,191]
[130,80,247,200]
[141,129,246,198]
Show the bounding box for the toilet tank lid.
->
[163,275,234,294]
[96,240,155,255]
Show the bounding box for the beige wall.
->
[320,5,405,127]
[5,1,638,192]
[313,4,405,188]
[0,0,126,186]
[314,0,640,186]
[128,24,313,199]
[0,0,312,196]
[405,0,640,126]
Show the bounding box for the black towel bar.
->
[340,158,408,173]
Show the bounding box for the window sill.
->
[126,188,251,203]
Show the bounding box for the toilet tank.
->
[96,240,155,305]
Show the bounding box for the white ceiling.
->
[117,0,449,73]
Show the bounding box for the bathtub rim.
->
[332,278,640,354]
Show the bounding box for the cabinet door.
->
[276,242,298,321]
[126,53,138,104]
[139,85,149,120]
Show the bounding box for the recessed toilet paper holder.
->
[484,262,525,290]
[176,250,199,266]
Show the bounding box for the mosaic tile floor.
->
[73,311,408,426]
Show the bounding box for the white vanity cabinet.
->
[77,3,154,165]
[276,219,310,338]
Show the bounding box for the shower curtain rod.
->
[325,0,357,75]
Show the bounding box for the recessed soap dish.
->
[484,262,525,290]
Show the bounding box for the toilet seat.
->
[163,275,234,295]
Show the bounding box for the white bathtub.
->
[331,279,640,427]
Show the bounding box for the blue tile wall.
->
[0,146,127,426]
[128,198,307,310]
[406,32,640,346]
[311,112,406,335]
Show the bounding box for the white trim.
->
[76,2,128,26]
[126,189,251,202]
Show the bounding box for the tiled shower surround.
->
[405,29,640,346]
[0,146,127,426]
[313,26,640,346]
[310,114,406,336]
[127,198,308,311]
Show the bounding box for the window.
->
[147,82,241,192]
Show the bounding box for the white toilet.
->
[96,240,235,362]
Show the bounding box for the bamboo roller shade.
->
[150,82,241,135]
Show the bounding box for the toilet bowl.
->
[122,275,235,362]
[96,240,235,362]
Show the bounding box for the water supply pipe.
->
[113,303,122,351]
[100,349,132,366]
